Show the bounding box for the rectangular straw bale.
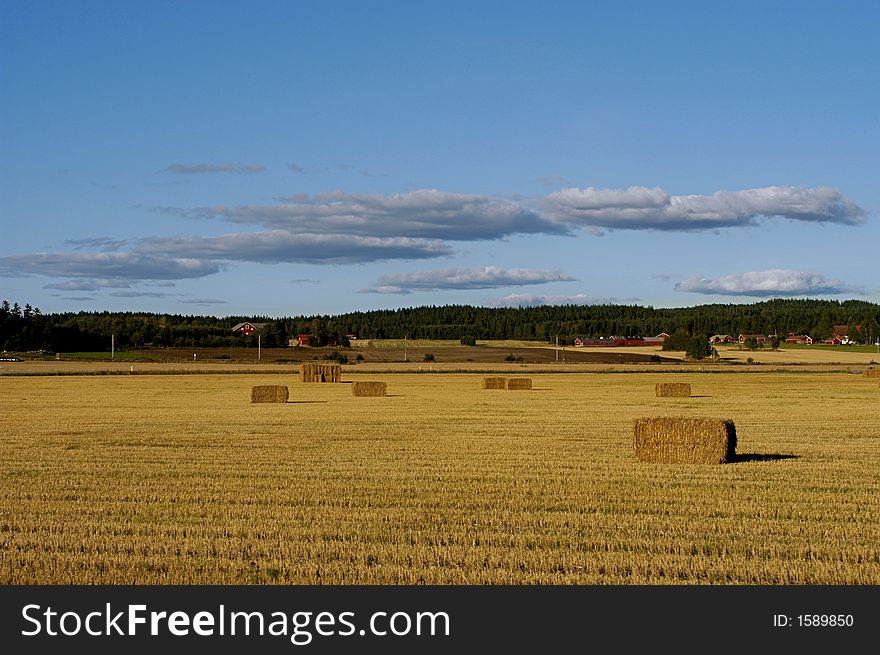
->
[633,416,736,464]
[506,378,532,390]
[301,362,342,382]
[482,377,507,389]
[251,385,289,403]
[352,381,387,397]
[655,382,691,397]
[864,368,880,378]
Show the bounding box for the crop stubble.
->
[0,372,878,584]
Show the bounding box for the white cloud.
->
[361,266,575,294]
[180,189,564,240]
[545,185,866,230]
[0,252,222,280]
[674,269,866,296]
[136,231,453,265]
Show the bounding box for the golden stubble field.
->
[1,371,878,584]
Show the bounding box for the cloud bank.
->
[4,185,866,294]
[545,185,865,230]
[0,252,222,280]
[675,269,865,296]
[182,189,564,240]
[362,266,574,294]
[137,231,452,265]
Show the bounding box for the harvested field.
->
[633,417,736,464]
[250,385,289,403]
[865,368,880,378]
[352,381,387,397]
[656,382,691,397]
[482,377,507,389]
[506,378,532,390]
[1,372,879,584]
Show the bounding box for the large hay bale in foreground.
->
[633,417,736,464]
[301,362,342,383]
[864,368,880,378]
[482,377,507,389]
[506,378,532,390]
[251,385,289,403]
[656,382,691,397]
[352,381,387,397]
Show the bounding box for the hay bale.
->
[633,417,736,464]
[251,385,289,403]
[864,368,880,378]
[506,378,532,390]
[482,377,507,389]
[656,382,691,397]
[301,362,342,383]
[352,381,387,397]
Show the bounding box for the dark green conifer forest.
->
[2,298,878,351]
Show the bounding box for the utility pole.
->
[556,334,559,363]
[258,333,261,360]
[404,334,408,362]
[111,333,115,359]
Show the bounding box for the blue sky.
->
[2,1,878,317]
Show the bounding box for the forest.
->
[1,298,879,352]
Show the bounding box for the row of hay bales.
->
[255,366,761,466]
[301,362,342,383]
[481,377,532,390]
[251,380,389,401]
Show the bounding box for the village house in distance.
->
[573,325,864,348]
[230,321,268,335]
[574,333,670,347]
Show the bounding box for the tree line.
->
[2,298,879,352]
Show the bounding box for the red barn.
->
[231,322,268,335]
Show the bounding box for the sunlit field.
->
[1,371,878,584]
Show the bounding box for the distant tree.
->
[423,353,435,362]
[744,337,762,351]
[768,335,781,351]
[685,335,712,360]
[662,331,691,351]
[309,318,329,347]
[460,335,477,346]
[259,322,287,348]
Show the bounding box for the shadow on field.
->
[286,400,329,404]
[735,453,799,463]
